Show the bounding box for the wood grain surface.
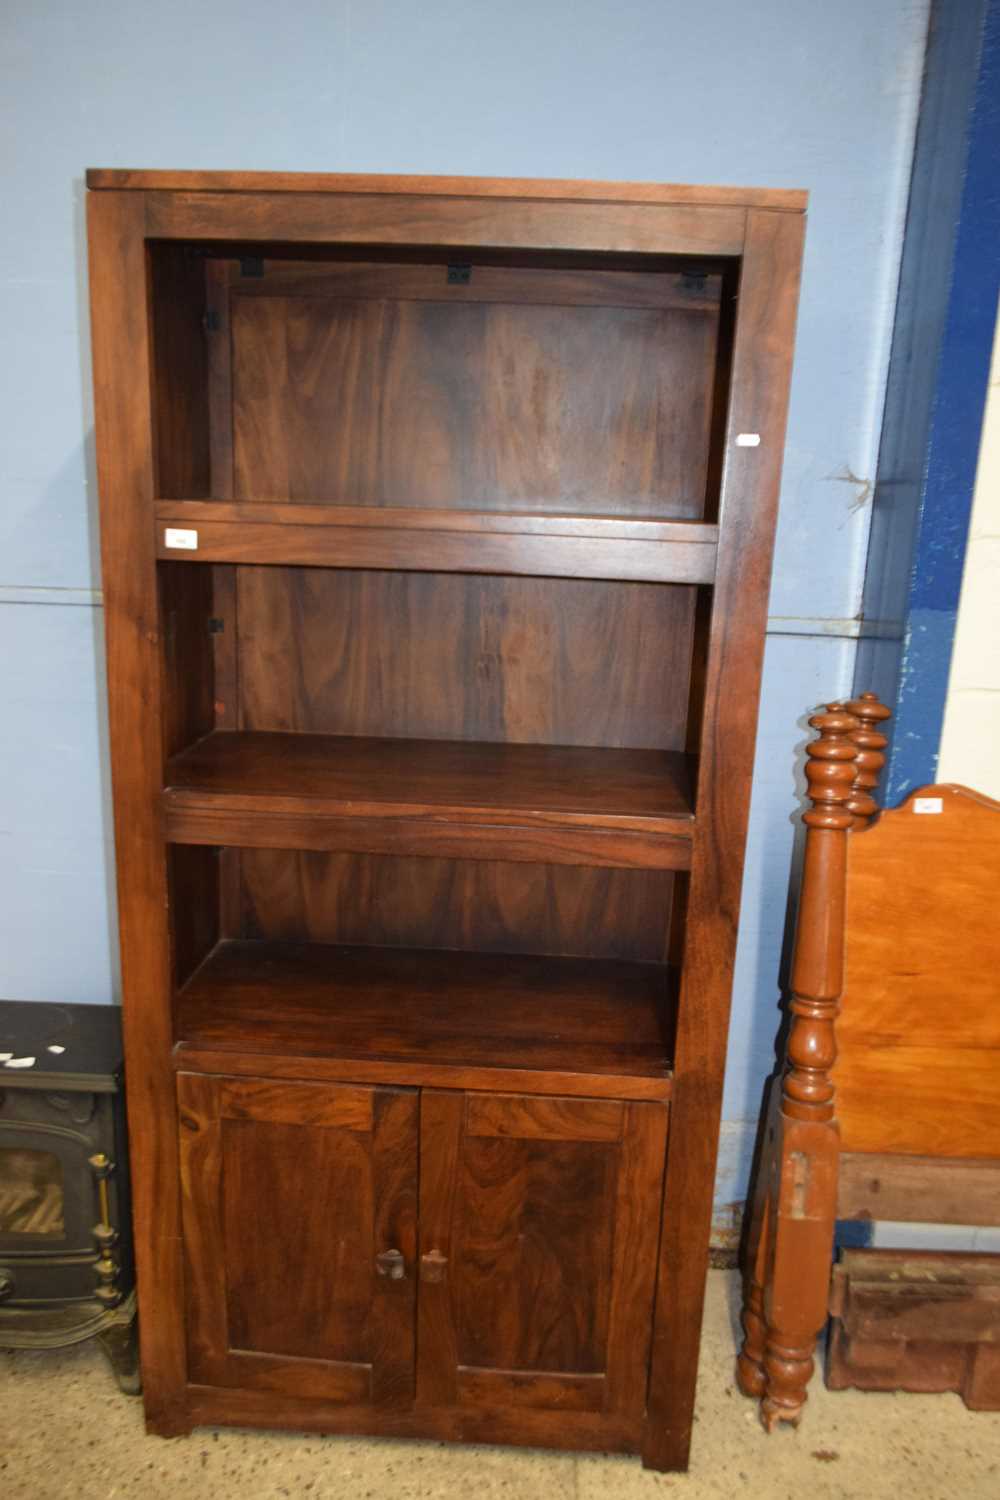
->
[88,190,189,1431]
[178,1073,418,1403]
[154,516,717,584]
[233,850,676,962]
[165,731,694,830]
[644,206,805,1469]
[87,167,807,211]
[144,192,747,259]
[174,939,675,1087]
[416,1090,667,1424]
[229,293,717,518]
[89,167,806,1467]
[231,566,694,747]
[837,785,1000,1158]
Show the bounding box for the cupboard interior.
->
[149,241,736,521]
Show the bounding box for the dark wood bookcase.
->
[87,169,805,1470]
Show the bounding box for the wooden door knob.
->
[374,1248,406,1281]
[420,1249,448,1283]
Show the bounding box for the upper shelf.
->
[164,731,696,870]
[154,501,718,585]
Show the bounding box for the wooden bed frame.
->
[737,692,1000,1427]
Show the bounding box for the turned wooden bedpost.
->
[734,703,862,1430]
[737,704,860,1415]
[735,1131,775,1398]
[759,702,859,1429]
[844,691,891,827]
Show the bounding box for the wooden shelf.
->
[164,731,696,870]
[174,939,675,1101]
[154,501,718,585]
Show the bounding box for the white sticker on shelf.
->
[4,1056,37,1068]
[164,527,198,550]
[47,1044,66,1055]
[0,1053,12,1062]
[735,433,761,447]
[914,797,943,815]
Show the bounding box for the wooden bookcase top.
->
[86,168,808,212]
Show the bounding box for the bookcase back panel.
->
[237,849,674,963]
[235,566,696,751]
[224,265,722,519]
[168,843,221,987]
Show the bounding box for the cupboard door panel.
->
[178,1074,417,1404]
[417,1090,667,1425]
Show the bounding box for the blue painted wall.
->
[856,0,1000,801]
[0,1,930,1211]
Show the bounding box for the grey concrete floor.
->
[2,1271,999,1499]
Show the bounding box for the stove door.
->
[0,1099,106,1304]
[0,1142,66,1239]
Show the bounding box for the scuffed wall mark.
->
[826,464,873,515]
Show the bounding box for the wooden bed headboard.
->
[737,693,1000,1432]
[836,782,1000,1159]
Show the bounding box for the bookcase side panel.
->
[643,207,806,1471]
[88,190,189,1432]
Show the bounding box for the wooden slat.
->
[465,1093,624,1143]
[228,259,722,312]
[176,1073,227,1387]
[838,1152,1000,1227]
[455,1368,605,1412]
[155,499,718,543]
[644,207,806,1471]
[183,1382,643,1452]
[155,515,717,585]
[369,1089,420,1407]
[417,1090,464,1408]
[164,803,692,872]
[218,1077,373,1130]
[87,167,808,212]
[144,191,747,258]
[175,1049,673,1104]
[223,1351,371,1403]
[606,1102,670,1417]
[205,263,235,497]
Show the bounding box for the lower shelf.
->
[174,940,674,1100]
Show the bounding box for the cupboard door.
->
[417,1091,668,1422]
[178,1074,417,1404]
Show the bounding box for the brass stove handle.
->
[374,1248,406,1281]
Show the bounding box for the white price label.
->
[164,527,198,550]
[914,797,943,815]
[736,433,761,447]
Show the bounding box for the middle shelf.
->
[164,731,696,869]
